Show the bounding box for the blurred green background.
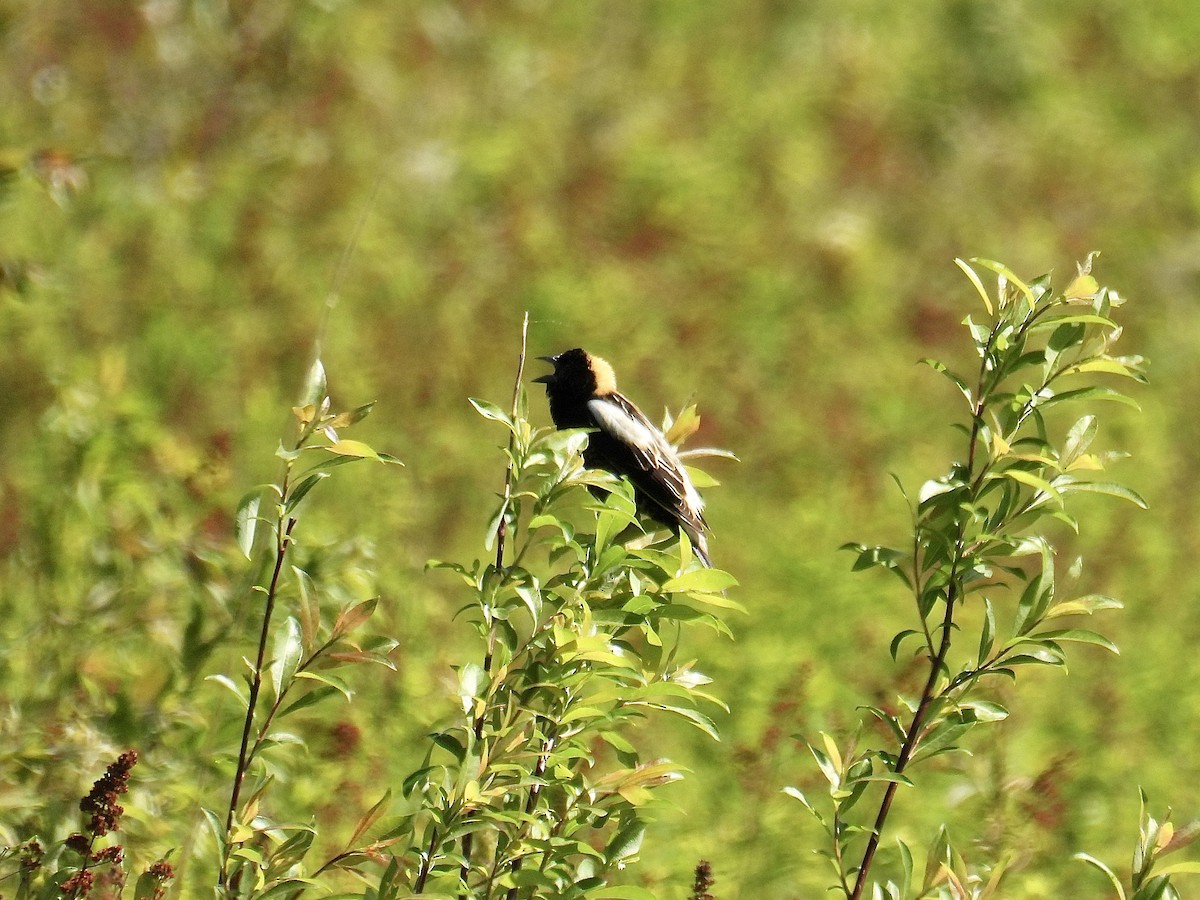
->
[3,1,1200,896]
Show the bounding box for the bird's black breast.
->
[546,392,595,431]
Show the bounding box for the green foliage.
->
[387,337,734,897]
[4,4,1200,897]
[1076,791,1200,900]
[213,364,401,897]
[787,259,1152,897]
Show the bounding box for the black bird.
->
[534,348,711,566]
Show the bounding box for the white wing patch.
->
[589,397,662,457]
[587,395,706,519]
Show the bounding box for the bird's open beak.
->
[532,355,557,384]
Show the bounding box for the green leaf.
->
[1155,862,1200,877]
[808,737,840,790]
[648,703,721,740]
[1065,273,1100,300]
[1033,628,1120,654]
[978,598,996,664]
[678,591,747,613]
[862,705,907,745]
[266,827,316,874]
[971,257,1035,307]
[457,662,486,713]
[1042,384,1141,411]
[1063,415,1098,466]
[954,257,993,315]
[301,357,327,407]
[896,838,915,897]
[662,568,738,594]
[294,565,321,652]
[1063,358,1140,379]
[293,670,353,701]
[605,819,646,864]
[1074,852,1127,899]
[270,616,304,699]
[890,629,923,662]
[782,785,816,814]
[685,465,720,488]
[349,789,393,845]
[326,439,383,460]
[201,806,228,858]
[206,674,249,709]
[285,471,329,513]
[1031,312,1118,332]
[330,401,377,428]
[962,700,1009,722]
[1044,594,1123,619]
[235,490,263,559]
[278,684,340,719]
[921,357,973,405]
[468,397,513,428]
[923,825,952,893]
[999,468,1061,504]
[1053,479,1148,509]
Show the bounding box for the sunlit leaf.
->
[954,257,993,315]
[1074,853,1127,899]
[1033,628,1119,654]
[1044,594,1123,619]
[1052,479,1148,509]
[1042,385,1141,410]
[468,397,513,427]
[663,404,701,445]
[326,439,382,460]
[1065,273,1100,300]
[301,357,327,408]
[293,670,353,701]
[270,616,304,699]
[662,568,738,594]
[330,401,376,428]
[235,489,263,559]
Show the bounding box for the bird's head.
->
[534,348,617,396]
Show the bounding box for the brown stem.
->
[414,826,440,893]
[850,346,993,897]
[849,572,961,899]
[505,729,556,900]
[221,515,296,888]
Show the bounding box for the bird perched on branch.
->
[534,348,711,566]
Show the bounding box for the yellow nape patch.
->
[589,354,618,394]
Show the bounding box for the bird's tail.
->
[685,525,713,568]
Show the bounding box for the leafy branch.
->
[213,358,401,897]
[788,256,1148,897]
[396,324,736,898]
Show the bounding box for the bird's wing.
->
[587,393,706,529]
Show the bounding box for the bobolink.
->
[534,348,711,566]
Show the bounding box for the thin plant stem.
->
[459,312,530,896]
[413,826,440,893]
[505,725,556,900]
[849,321,998,898]
[220,514,297,889]
[850,568,963,899]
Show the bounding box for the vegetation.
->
[3,3,1200,897]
